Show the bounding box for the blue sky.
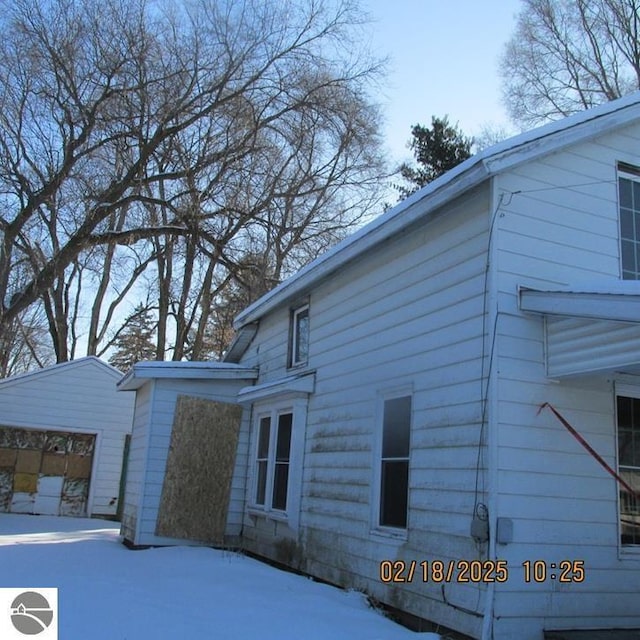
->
[364,0,523,163]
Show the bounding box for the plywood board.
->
[156,396,242,544]
[41,453,66,476]
[0,448,17,467]
[66,454,92,479]
[15,450,42,474]
[13,472,38,493]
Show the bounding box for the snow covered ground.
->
[0,514,438,639]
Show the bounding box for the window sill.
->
[369,526,408,542]
[620,545,640,560]
[287,361,310,372]
[247,506,289,523]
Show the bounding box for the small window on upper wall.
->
[618,162,640,279]
[290,304,309,367]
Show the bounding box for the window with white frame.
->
[253,410,293,512]
[290,304,309,367]
[378,395,412,529]
[618,163,640,279]
[616,394,640,545]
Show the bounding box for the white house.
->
[0,357,134,519]
[119,92,640,640]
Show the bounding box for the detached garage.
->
[0,357,134,519]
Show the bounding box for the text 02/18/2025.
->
[379,559,586,584]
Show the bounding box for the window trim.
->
[370,387,413,539]
[615,383,640,553]
[248,396,307,529]
[617,163,640,280]
[289,303,310,368]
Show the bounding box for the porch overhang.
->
[117,361,258,391]
[518,285,640,378]
[519,286,640,323]
[237,372,315,404]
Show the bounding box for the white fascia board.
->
[485,95,640,174]
[234,161,489,328]
[237,373,316,404]
[519,287,640,323]
[117,361,258,391]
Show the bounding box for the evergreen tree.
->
[108,304,157,371]
[397,116,474,199]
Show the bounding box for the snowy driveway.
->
[0,514,430,639]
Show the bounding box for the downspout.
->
[481,176,502,640]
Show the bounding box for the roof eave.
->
[233,91,640,330]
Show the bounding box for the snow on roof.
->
[117,360,258,391]
[233,91,640,331]
[0,356,122,389]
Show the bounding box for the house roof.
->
[0,356,123,389]
[231,91,640,338]
[117,360,258,391]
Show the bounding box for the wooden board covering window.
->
[155,396,242,544]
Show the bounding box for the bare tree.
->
[0,0,387,363]
[500,0,640,127]
[0,305,53,377]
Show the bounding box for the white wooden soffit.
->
[237,373,316,405]
[519,286,640,323]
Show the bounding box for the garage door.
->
[0,426,95,516]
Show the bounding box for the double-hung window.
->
[290,304,309,367]
[616,394,640,546]
[618,163,640,279]
[378,395,412,529]
[254,411,293,513]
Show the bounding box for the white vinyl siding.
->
[492,122,640,638]
[546,316,640,378]
[240,183,490,640]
